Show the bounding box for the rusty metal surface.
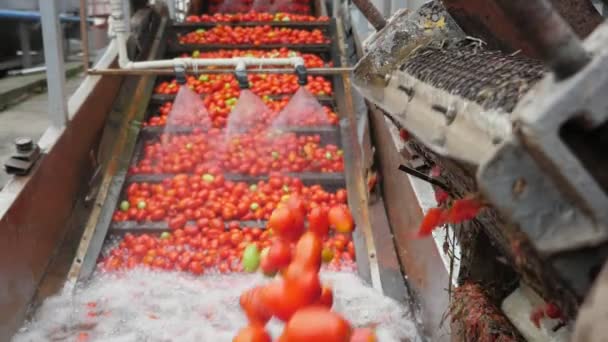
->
[493,0,590,78]
[442,0,602,58]
[0,67,122,339]
[333,16,378,289]
[350,0,387,30]
[69,16,168,283]
[368,106,451,341]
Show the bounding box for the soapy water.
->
[14,270,419,342]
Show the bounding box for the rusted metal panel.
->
[368,105,451,341]
[442,0,602,57]
[0,73,122,338]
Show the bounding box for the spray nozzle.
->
[235,61,250,89]
[174,63,187,85]
[295,64,308,86]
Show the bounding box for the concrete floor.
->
[0,74,84,188]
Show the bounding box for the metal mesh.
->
[401,41,546,113]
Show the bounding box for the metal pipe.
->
[0,9,93,23]
[87,67,353,76]
[108,0,304,71]
[350,0,387,31]
[79,0,90,69]
[494,0,590,79]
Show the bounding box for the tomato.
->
[259,279,312,322]
[315,286,333,308]
[233,324,271,342]
[189,261,204,275]
[240,286,271,325]
[328,205,355,233]
[267,206,302,242]
[280,306,352,342]
[292,232,322,270]
[266,238,292,271]
[283,263,321,304]
[308,206,329,238]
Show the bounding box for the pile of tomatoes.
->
[102,193,356,274]
[178,26,329,45]
[131,130,344,175]
[154,74,332,97]
[112,172,348,222]
[143,98,338,128]
[233,196,374,341]
[186,12,329,23]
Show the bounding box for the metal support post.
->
[39,0,68,127]
[18,22,32,68]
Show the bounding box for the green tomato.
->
[282,185,290,193]
[271,151,279,160]
[202,173,215,183]
[160,232,171,240]
[249,184,258,192]
[282,16,291,21]
[242,244,261,273]
[288,51,298,58]
[137,200,146,209]
[224,83,231,89]
[325,151,333,160]
[195,29,206,34]
[198,74,209,82]
[250,202,260,211]
[192,50,200,58]
[318,91,326,96]
[120,200,130,211]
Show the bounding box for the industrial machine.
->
[2,0,608,341]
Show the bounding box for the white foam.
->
[14,270,418,342]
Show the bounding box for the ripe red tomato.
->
[233,324,271,342]
[283,263,321,305]
[259,279,313,322]
[308,206,329,238]
[266,238,292,271]
[240,286,271,325]
[292,232,322,270]
[314,286,333,309]
[280,306,352,342]
[328,205,354,233]
[267,206,302,242]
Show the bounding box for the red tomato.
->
[315,286,333,309]
[259,279,312,322]
[240,286,271,325]
[280,306,352,342]
[328,205,354,233]
[283,263,322,305]
[266,238,292,271]
[308,206,329,238]
[233,324,271,342]
[267,206,302,242]
[292,232,322,270]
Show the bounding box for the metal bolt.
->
[15,137,33,152]
[512,178,527,197]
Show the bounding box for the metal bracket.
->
[174,63,186,85]
[476,23,608,296]
[295,64,308,86]
[4,137,41,176]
